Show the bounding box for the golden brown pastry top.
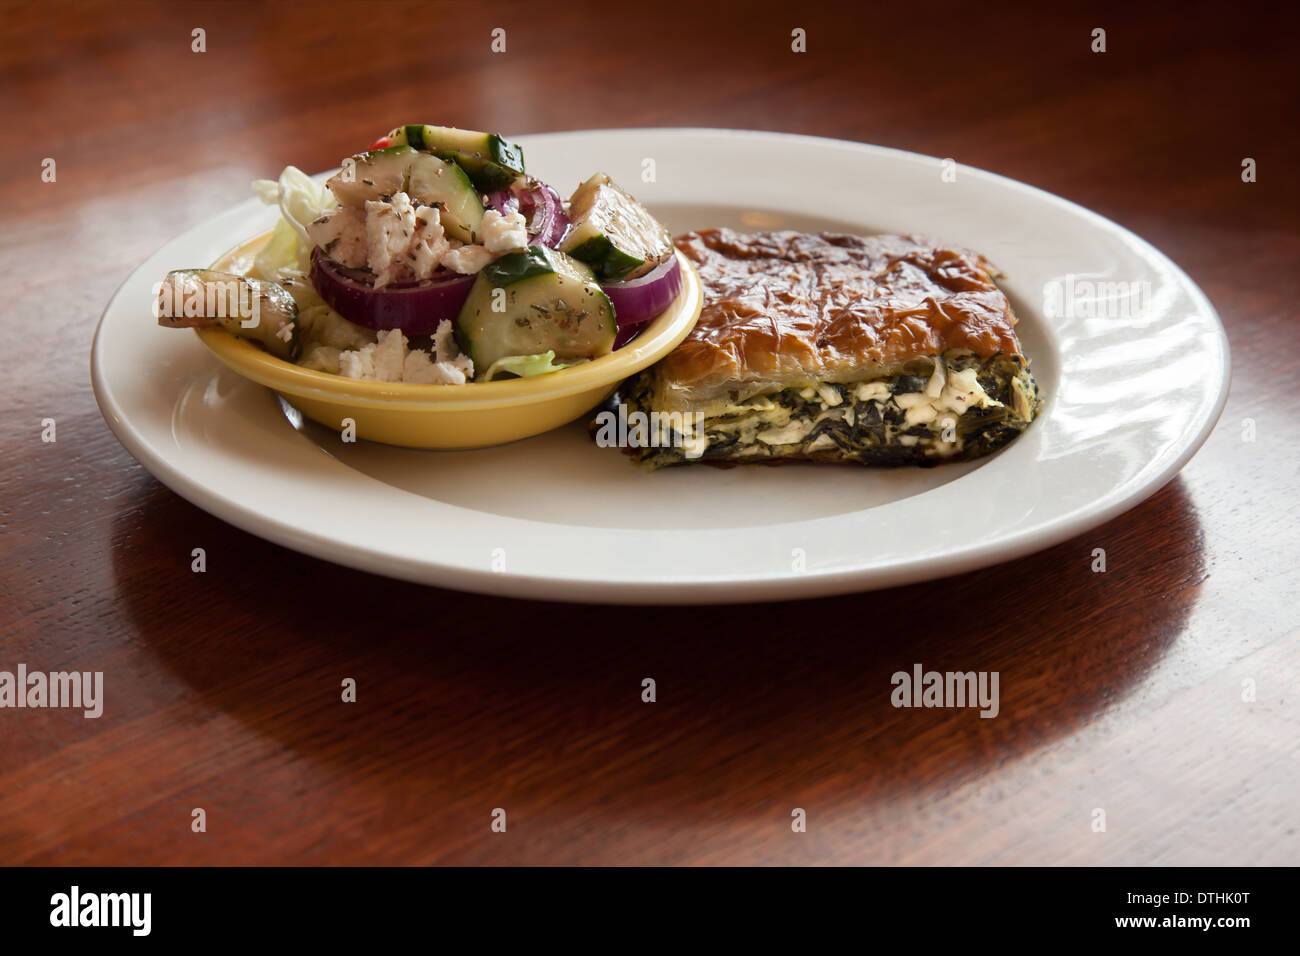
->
[659,228,1025,402]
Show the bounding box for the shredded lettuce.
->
[250,218,301,280]
[481,351,585,381]
[250,166,336,277]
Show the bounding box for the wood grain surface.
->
[1,0,1297,865]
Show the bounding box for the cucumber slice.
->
[387,124,526,182]
[406,154,484,244]
[159,269,300,361]
[326,145,415,208]
[455,246,615,375]
[558,173,673,280]
[326,146,484,243]
[433,148,519,193]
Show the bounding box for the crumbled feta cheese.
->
[936,367,1000,414]
[431,319,457,363]
[375,328,409,380]
[337,325,474,384]
[882,366,1000,428]
[402,348,469,385]
[925,357,947,398]
[317,194,513,279]
[312,192,454,286]
[338,329,404,381]
[274,321,294,343]
[401,348,435,383]
[365,193,418,289]
[410,205,450,280]
[480,209,529,254]
[306,206,368,269]
[431,319,474,379]
[904,401,938,427]
[815,383,843,407]
[441,243,494,274]
[431,363,472,385]
[854,382,891,402]
[337,347,372,380]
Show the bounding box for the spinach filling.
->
[616,351,1040,469]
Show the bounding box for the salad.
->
[154,124,683,384]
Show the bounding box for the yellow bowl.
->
[195,242,703,449]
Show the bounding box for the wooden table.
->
[2,0,1296,865]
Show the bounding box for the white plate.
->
[92,128,1230,604]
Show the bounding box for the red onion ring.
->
[613,324,645,349]
[602,255,683,333]
[498,179,569,248]
[310,249,475,335]
[526,182,570,247]
[485,189,520,216]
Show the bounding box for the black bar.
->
[0,866,1283,942]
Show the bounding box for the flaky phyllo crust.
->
[656,229,1027,408]
[611,229,1041,469]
